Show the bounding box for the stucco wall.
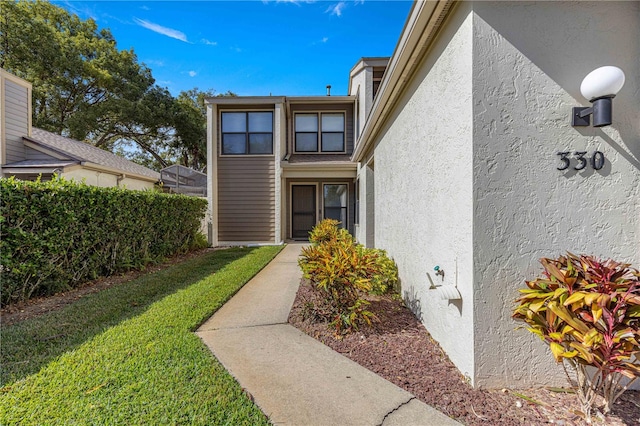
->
[63,169,155,191]
[349,67,369,139]
[373,5,476,380]
[471,1,640,387]
[64,169,118,187]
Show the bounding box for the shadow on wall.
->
[403,286,423,322]
[474,1,640,168]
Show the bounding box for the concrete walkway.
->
[197,244,460,426]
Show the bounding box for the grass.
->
[1,245,283,425]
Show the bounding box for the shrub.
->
[299,219,399,334]
[308,218,353,245]
[360,247,399,295]
[513,253,640,421]
[0,176,207,306]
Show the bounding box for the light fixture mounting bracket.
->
[572,107,591,126]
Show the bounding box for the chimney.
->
[326,85,331,96]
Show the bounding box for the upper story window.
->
[221,111,273,155]
[294,112,345,153]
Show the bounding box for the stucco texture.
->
[369,1,639,388]
[471,1,640,388]
[374,6,476,380]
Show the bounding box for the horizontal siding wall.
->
[25,147,60,161]
[3,79,29,163]
[218,157,275,242]
[290,103,355,154]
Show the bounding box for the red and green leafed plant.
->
[513,253,640,422]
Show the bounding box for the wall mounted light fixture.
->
[572,66,625,127]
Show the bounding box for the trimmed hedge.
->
[0,176,207,306]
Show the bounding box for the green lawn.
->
[1,245,283,425]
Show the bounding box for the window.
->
[295,113,344,153]
[221,111,273,155]
[323,184,348,228]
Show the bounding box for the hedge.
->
[0,176,208,306]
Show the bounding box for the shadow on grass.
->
[1,247,257,386]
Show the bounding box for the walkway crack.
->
[197,322,290,332]
[377,397,416,426]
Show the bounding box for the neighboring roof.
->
[2,159,76,168]
[22,128,160,180]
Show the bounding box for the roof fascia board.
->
[2,165,71,174]
[286,96,356,104]
[281,162,357,170]
[352,0,455,162]
[206,96,285,105]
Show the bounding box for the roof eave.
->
[352,0,455,162]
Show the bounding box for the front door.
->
[291,185,316,239]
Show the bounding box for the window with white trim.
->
[294,112,345,153]
[221,111,273,155]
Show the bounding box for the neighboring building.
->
[206,95,358,245]
[0,69,160,190]
[208,0,639,389]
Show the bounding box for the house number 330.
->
[556,151,605,171]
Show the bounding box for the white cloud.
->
[133,18,188,42]
[321,37,329,43]
[144,59,165,67]
[188,71,197,77]
[201,38,218,46]
[326,2,346,17]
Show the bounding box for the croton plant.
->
[513,253,640,420]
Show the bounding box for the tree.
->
[1,0,154,141]
[1,1,236,172]
[173,88,237,171]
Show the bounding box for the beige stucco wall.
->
[373,4,476,381]
[63,168,155,191]
[471,1,640,388]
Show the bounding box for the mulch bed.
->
[288,281,640,426]
[3,257,638,425]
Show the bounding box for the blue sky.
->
[54,1,413,97]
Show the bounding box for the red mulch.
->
[3,258,638,425]
[288,281,640,426]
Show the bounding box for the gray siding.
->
[3,79,29,163]
[218,157,275,242]
[290,103,355,155]
[25,146,61,161]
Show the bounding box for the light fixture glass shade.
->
[580,66,625,101]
